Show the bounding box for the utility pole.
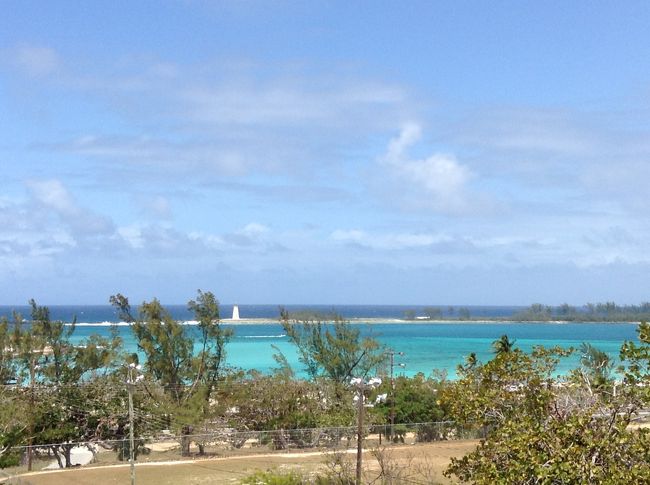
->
[126,363,142,485]
[355,379,364,485]
[351,376,382,485]
[27,357,35,471]
[387,351,405,443]
[128,379,135,485]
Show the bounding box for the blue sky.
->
[2,1,650,305]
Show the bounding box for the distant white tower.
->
[232,304,240,320]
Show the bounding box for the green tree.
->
[0,315,18,386]
[373,373,446,427]
[28,299,76,383]
[457,352,478,374]
[0,424,24,469]
[556,303,576,318]
[457,307,471,320]
[619,321,650,404]
[403,309,416,321]
[0,388,26,469]
[222,373,356,433]
[423,307,442,320]
[571,342,613,394]
[443,336,650,483]
[110,290,231,455]
[5,301,126,468]
[492,334,516,355]
[278,309,384,384]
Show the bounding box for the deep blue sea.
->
[0,305,641,379]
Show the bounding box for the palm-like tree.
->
[492,335,516,355]
[465,352,478,368]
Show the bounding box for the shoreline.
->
[65,318,644,327]
[222,318,642,325]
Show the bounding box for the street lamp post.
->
[351,376,382,485]
[387,351,405,442]
[126,363,143,485]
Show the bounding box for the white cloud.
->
[138,195,172,219]
[330,229,366,244]
[330,229,453,250]
[117,225,145,249]
[181,82,405,127]
[456,108,594,156]
[386,122,422,160]
[26,179,114,236]
[240,222,270,236]
[14,45,61,76]
[221,222,273,247]
[27,179,77,215]
[29,55,410,181]
[380,123,475,214]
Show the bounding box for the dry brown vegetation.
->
[13,440,477,485]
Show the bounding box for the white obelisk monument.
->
[232,304,240,320]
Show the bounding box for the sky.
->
[2,1,650,305]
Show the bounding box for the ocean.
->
[0,305,641,379]
[0,304,524,323]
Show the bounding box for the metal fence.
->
[2,421,482,476]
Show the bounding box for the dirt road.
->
[15,440,476,484]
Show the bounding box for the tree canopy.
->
[442,332,650,483]
[278,308,384,383]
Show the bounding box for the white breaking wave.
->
[242,334,287,339]
[69,320,202,327]
[69,321,130,327]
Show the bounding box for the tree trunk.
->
[181,425,193,456]
[51,447,63,469]
[64,445,72,468]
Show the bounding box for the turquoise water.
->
[68,322,641,379]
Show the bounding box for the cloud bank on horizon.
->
[2,1,650,305]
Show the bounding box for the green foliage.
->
[279,309,384,383]
[512,301,650,322]
[240,469,307,485]
[74,329,124,381]
[448,414,650,484]
[0,315,18,385]
[111,290,231,456]
[222,374,356,430]
[512,303,553,321]
[111,290,231,405]
[0,425,23,468]
[372,373,446,425]
[619,321,650,403]
[444,330,650,484]
[402,309,416,321]
[444,346,568,429]
[188,290,233,392]
[114,438,149,461]
[0,300,130,468]
[491,334,516,355]
[423,307,442,320]
[570,342,614,394]
[129,297,193,402]
[457,307,471,320]
[0,392,25,469]
[241,451,358,485]
[27,299,77,384]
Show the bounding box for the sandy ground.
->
[13,440,476,484]
[43,446,96,470]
